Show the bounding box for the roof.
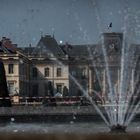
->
[102,32,123,39]
[21,33,140,62]
[22,46,35,55]
[31,35,65,57]
[0,37,18,53]
[72,44,97,56]
[60,43,99,58]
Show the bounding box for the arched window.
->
[44,67,50,77]
[57,68,62,77]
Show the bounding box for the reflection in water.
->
[0,122,139,134]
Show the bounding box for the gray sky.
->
[0,0,140,47]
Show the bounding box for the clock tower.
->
[103,32,123,54]
[101,33,123,96]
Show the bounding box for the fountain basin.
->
[110,124,126,133]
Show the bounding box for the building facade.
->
[0,37,30,97]
[1,32,139,99]
[23,35,69,97]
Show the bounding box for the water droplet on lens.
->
[11,117,15,122]
[13,129,18,133]
[70,121,74,124]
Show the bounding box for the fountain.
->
[79,31,139,133]
[43,32,140,133]
[110,124,126,133]
[76,0,140,133]
[29,0,140,134]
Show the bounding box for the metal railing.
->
[0,96,91,106]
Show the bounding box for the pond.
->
[0,121,140,134]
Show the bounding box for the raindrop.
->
[36,9,40,13]
[11,117,15,122]
[70,121,74,124]
[32,37,36,42]
[22,32,25,35]
[19,59,23,64]
[124,9,127,13]
[118,10,122,14]
[109,12,113,16]
[39,28,43,32]
[66,9,70,16]
[51,27,55,31]
[73,115,76,120]
[59,40,63,44]
[13,130,18,133]
[127,7,131,11]
[69,34,73,38]
[16,24,20,28]
[77,106,80,110]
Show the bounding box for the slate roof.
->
[22,33,140,61]
[30,35,65,57]
[0,37,18,53]
[60,43,100,59]
[23,42,99,60]
[22,46,35,55]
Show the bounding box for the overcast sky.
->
[0,0,140,47]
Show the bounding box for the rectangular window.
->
[81,68,87,79]
[44,68,49,77]
[44,83,48,96]
[72,71,76,76]
[82,68,86,76]
[8,82,15,94]
[8,64,14,74]
[57,68,62,77]
[32,67,38,78]
[56,84,62,93]
[32,84,38,96]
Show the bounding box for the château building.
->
[0,37,30,97]
[0,32,139,99]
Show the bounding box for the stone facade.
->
[29,57,69,97]
[1,32,139,99]
[0,53,30,96]
[0,38,30,97]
